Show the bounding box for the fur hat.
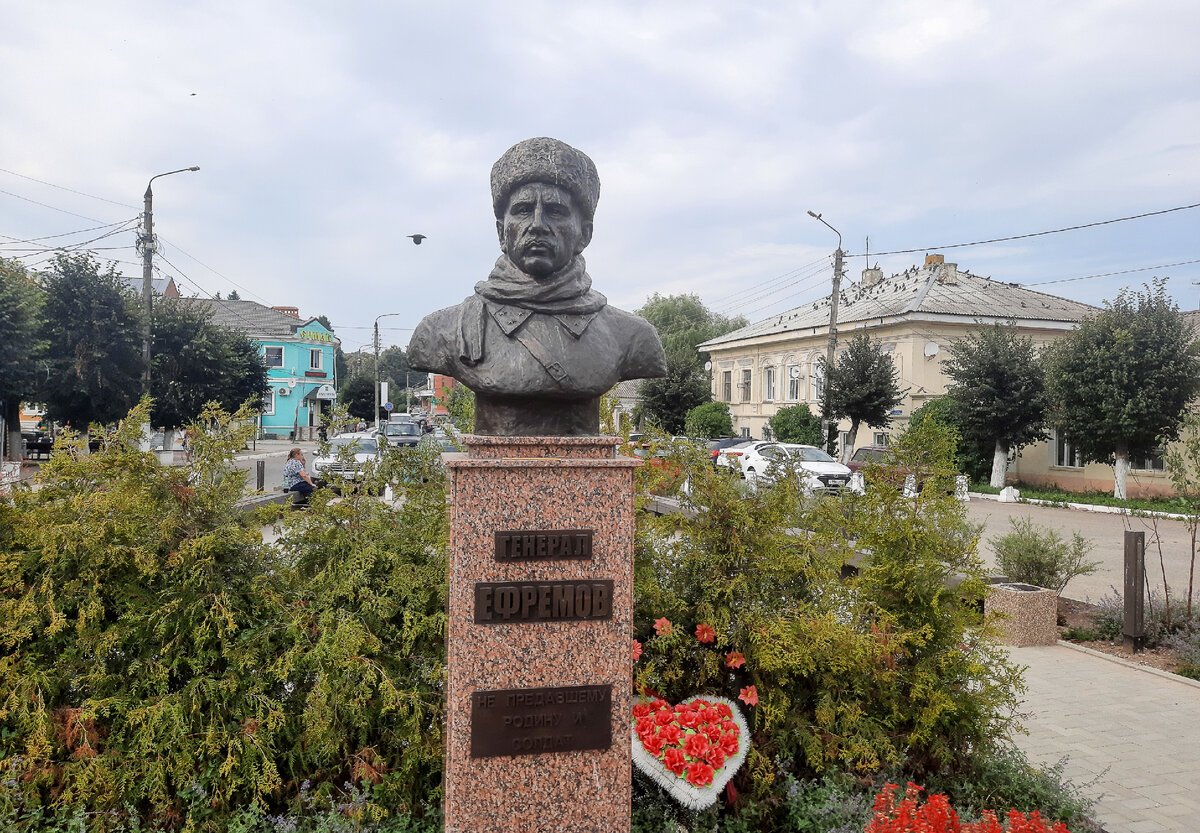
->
[490,137,600,220]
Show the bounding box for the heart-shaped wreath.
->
[630,695,750,810]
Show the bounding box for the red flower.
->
[706,747,727,769]
[658,723,682,744]
[684,732,711,759]
[635,716,655,737]
[720,732,739,756]
[651,699,669,712]
[685,761,714,787]
[725,650,746,669]
[664,747,687,776]
[677,709,700,729]
[632,703,651,719]
[631,639,643,661]
[716,703,733,719]
[699,706,719,723]
[653,617,672,636]
[738,685,759,707]
[695,623,716,643]
[641,733,665,756]
[702,723,722,741]
[654,708,675,727]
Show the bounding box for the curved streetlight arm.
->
[806,209,842,251]
[141,166,200,393]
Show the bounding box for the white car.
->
[737,442,856,494]
[311,432,383,483]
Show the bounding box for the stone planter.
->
[985,582,1058,647]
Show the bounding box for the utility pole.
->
[140,166,199,392]
[807,210,844,455]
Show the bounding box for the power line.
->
[156,235,271,306]
[848,201,1200,258]
[0,167,139,209]
[0,186,118,224]
[0,217,138,246]
[1026,258,1200,286]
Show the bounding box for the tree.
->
[1044,279,1200,498]
[823,332,904,460]
[0,259,45,460]
[768,404,823,445]
[149,299,269,430]
[227,290,240,300]
[378,345,428,394]
[943,322,1047,488]
[336,372,376,421]
[909,397,990,482]
[35,253,143,427]
[684,401,733,438]
[636,294,746,433]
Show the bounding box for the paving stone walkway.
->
[1010,644,1200,833]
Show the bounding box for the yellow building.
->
[695,254,1160,491]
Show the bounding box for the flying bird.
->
[408,234,426,245]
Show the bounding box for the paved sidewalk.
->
[1010,643,1200,832]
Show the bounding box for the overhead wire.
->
[0,166,140,209]
[0,186,118,224]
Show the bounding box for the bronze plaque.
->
[471,684,612,758]
[474,580,613,623]
[494,529,593,561]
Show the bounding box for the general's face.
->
[497,182,593,278]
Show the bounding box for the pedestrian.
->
[282,447,315,504]
[356,418,367,432]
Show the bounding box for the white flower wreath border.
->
[630,694,751,811]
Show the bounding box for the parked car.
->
[778,444,856,494]
[378,420,423,448]
[707,437,749,469]
[311,432,383,484]
[846,444,952,496]
[713,439,757,474]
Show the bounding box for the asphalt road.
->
[966,497,1198,604]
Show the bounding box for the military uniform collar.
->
[488,303,598,339]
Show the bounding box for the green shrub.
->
[767,404,822,445]
[0,401,448,831]
[1092,588,1197,646]
[633,417,1023,814]
[923,745,1099,828]
[990,516,1100,594]
[684,401,734,439]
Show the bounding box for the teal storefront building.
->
[203,300,339,440]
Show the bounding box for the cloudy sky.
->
[3,1,1197,354]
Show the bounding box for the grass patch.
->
[970,481,1191,514]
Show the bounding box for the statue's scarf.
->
[457,255,607,366]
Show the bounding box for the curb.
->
[968,491,1192,522]
[1048,639,1200,690]
[235,450,290,462]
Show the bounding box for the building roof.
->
[194,298,333,341]
[699,258,1098,349]
[121,275,178,297]
[611,379,642,402]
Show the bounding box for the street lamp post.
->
[807,210,845,454]
[140,166,200,392]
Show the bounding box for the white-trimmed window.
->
[786,365,800,401]
[740,369,752,403]
[722,371,732,403]
[763,367,776,402]
[262,389,276,416]
[1053,430,1083,468]
[810,359,824,402]
[740,426,751,439]
[264,346,283,368]
[873,432,889,447]
[309,348,323,371]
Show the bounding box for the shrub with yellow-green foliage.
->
[632,420,1023,808]
[0,400,447,831]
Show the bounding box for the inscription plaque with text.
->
[494,529,593,561]
[475,580,613,623]
[471,684,612,758]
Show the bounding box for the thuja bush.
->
[632,419,1024,820]
[0,401,448,831]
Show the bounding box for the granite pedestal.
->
[444,436,637,833]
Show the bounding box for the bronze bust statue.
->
[408,137,667,436]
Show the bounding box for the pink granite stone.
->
[986,583,1059,647]
[443,437,637,833]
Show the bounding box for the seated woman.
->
[282,448,316,502]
